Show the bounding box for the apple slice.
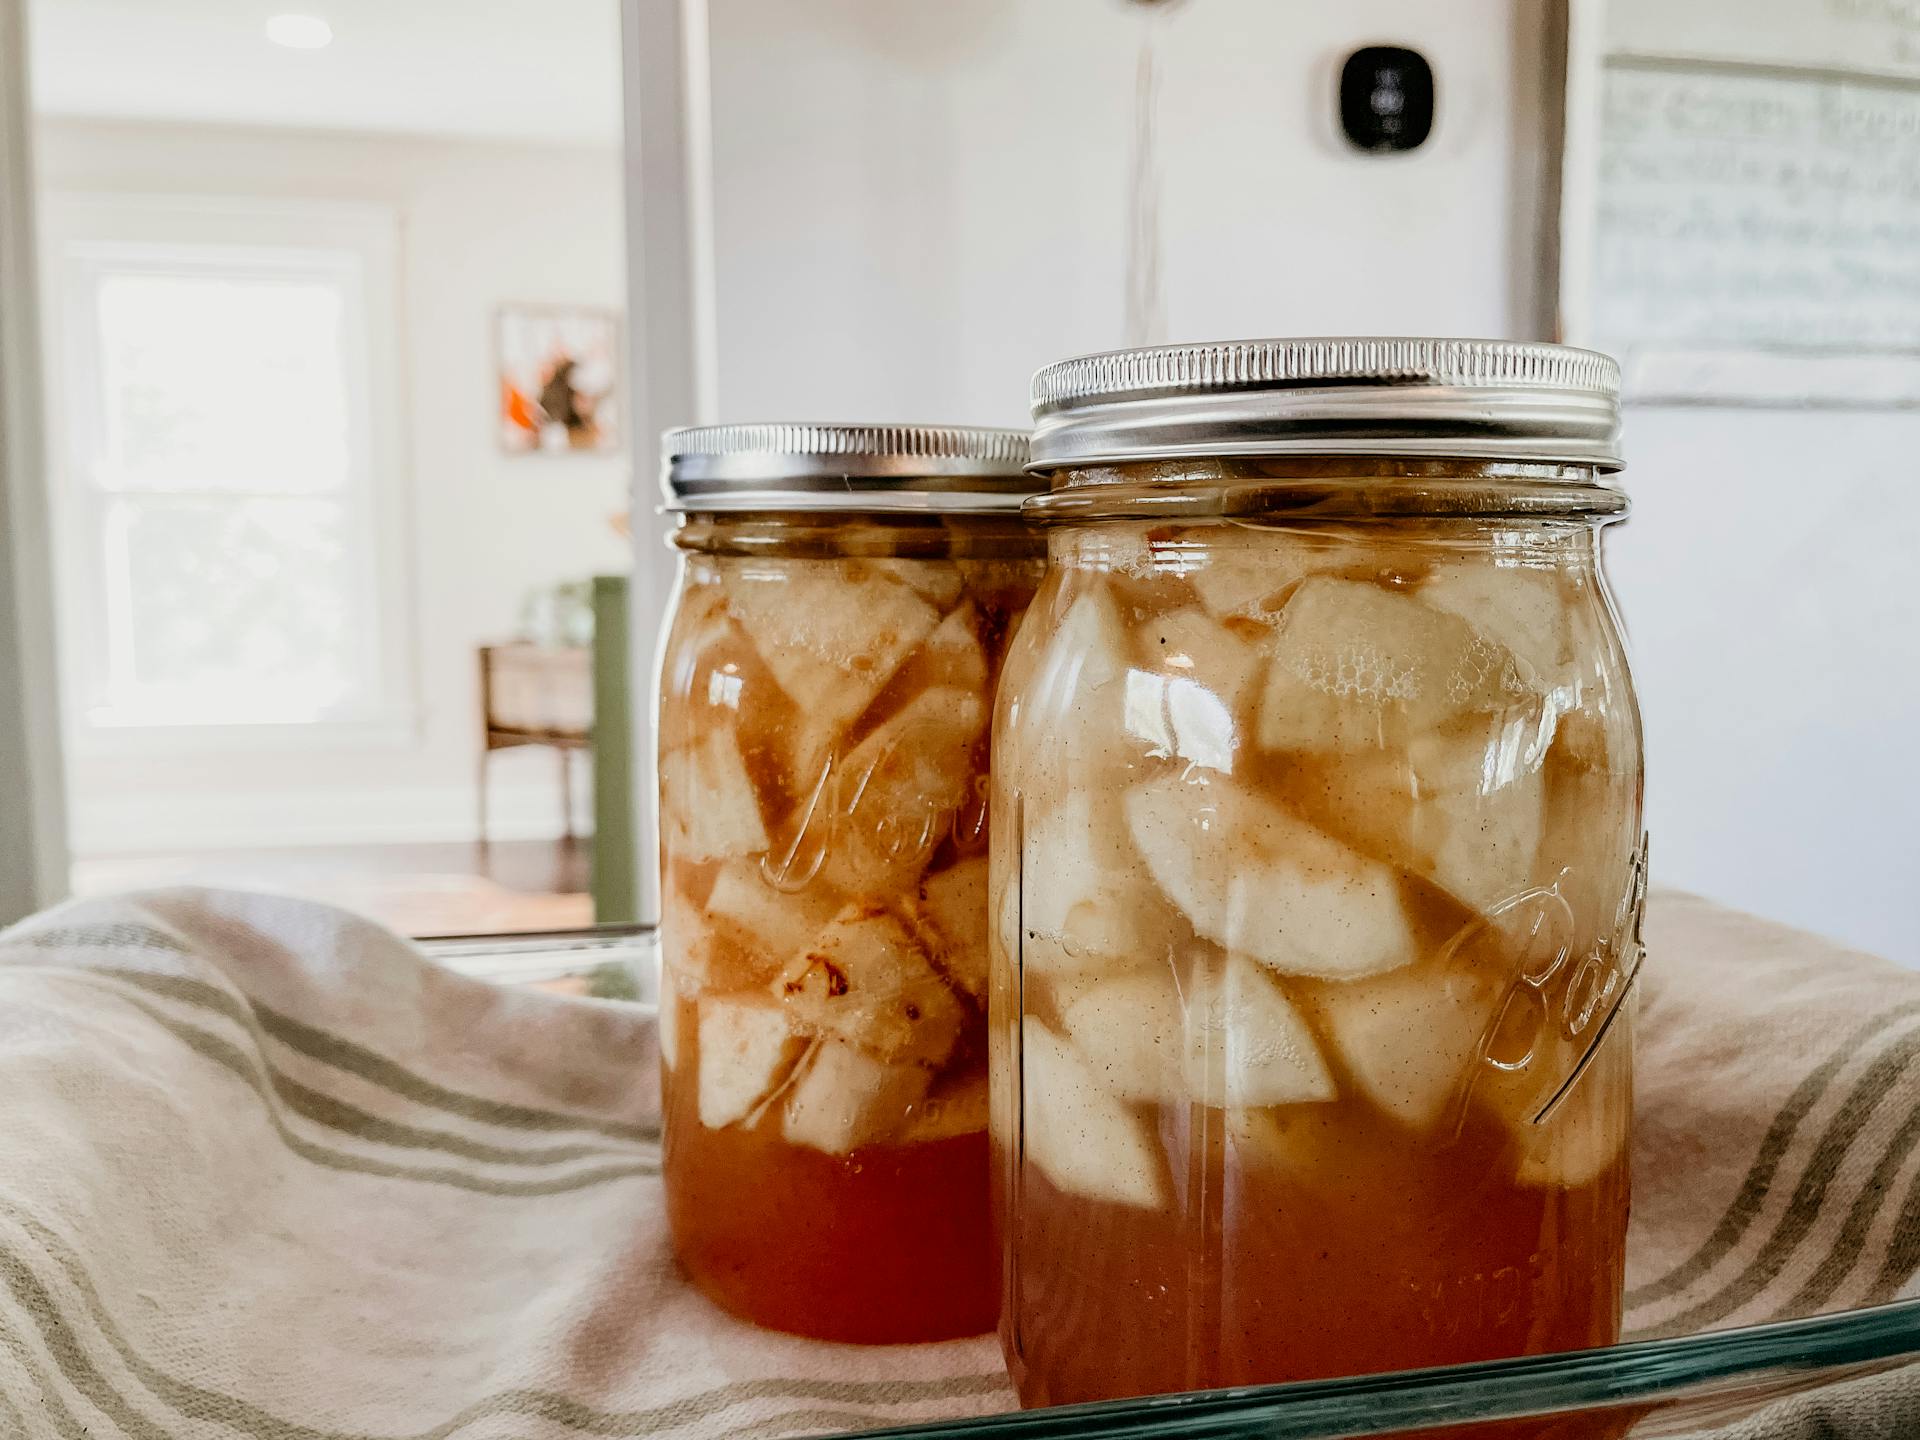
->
[781,1039,932,1154]
[1287,721,1548,919]
[725,560,942,782]
[866,557,966,610]
[1187,532,1317,619]
[696,996,806,1130]
[913,602,990,695]
[660,726,770,863]
[820,686,985,895]
[1310,960,1500,1129]
[657,967,682,1072]
[1057,968,1185,1103]
[1137,607,1263,709]
[704,862,840,951]
[1019,790,1184,975]
[1411,728,1547,916]
[776,903,966,1066]
[909,857,989,1002]
[1124,773,1417,980]
[1184,954,1337,1108]
[664,866,837,993]
[704,859,839,970]
[1422,563,1572,691]
[1022,1023,1169,1209]
[1117,607,1256,775]
[1017,582,1134,782]
[1059,954,1333,1108]
[1257,577,1527,752]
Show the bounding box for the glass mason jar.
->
[990,340,1648,1406]
[656,423,1045,1344]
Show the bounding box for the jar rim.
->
[1028,338,1624,474]
[660,422,1040,513]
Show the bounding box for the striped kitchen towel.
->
[0,885,1914,1439]
[0,889,1006,1440]
[1627,893,1920,1340]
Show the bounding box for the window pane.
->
[94,269,352,494]
[95,495,365,725]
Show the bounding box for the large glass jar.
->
[991,340,1647,1406]
[656,424,1044,1343]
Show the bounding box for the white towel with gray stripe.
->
[0,886,1914,1439]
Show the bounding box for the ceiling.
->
[28,0,623,145]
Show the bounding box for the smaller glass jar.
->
[656,423,1044,1343]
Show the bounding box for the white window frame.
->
[38,193,417,753]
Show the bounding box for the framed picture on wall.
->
[497,304,623,455]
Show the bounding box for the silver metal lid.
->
[1029,337,1624,472]
[661,422,1036,513]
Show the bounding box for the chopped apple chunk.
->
[913,603,990,695]
[1411,728,1548,915]
[781,1039,931,1154]
[776,904,966,1066]
[658,969,682,1072]
[699,862,839,977]
[697,996,806,1129]
[1138,607,1263,708]
[1288,722,1548,917]
[1422,564,1573,690]
[910,858,989,1001]
[661,726,769,862]
[1310,961,1500,1129]
[1058,968,1185,1103]
[1019,790,1183,974]
[1257,578,1529,752]
[1184,954,1337,1107]
[1125,773,1417,980]
[865,558,965,609]
[1187,536,1313,619]
[1020,584,1133,781]
[725,560,942,780]
[1022,1024,1168,1209]
[822,687,985,894]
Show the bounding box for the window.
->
[43,196,410,736]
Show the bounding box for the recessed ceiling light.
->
[265,14,333,50]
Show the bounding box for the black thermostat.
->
[1339,45,1434,153]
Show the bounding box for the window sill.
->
[67,707,422,758]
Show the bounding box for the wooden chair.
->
[476,643,592,845]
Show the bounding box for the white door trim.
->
[0,0,71,919]
[618,0,717,926]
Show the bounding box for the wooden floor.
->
[71,838,595,938]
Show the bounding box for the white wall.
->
[702,0,1556,426]
[37,119,631,853]
[695,1,1920,965]
[1607,409,1920,965]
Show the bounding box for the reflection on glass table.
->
[861,1301,1920,1440]
[418,924,655,999]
